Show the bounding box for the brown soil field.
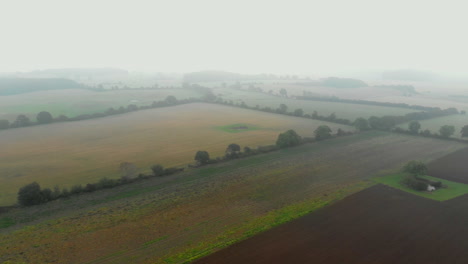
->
[0,103,351,206]
[428,147,468,184]
[195,184,468,264]
[0,132,463,264]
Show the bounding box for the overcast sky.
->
[1,0,467,76]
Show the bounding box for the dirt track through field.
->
[195,184,468,264]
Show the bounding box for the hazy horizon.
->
[1,0,467,77]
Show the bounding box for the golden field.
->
[0,103,352,206]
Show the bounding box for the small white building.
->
[427,185,436,192]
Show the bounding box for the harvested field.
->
[0,103,351,206]
[0,88,202,121]
[213,88,415,120]
[428,147,468,184]
[0,132,463,263]
[195,184,468,264]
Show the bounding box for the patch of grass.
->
[373,173,468,201]
[216,123,260,133]
[0,217,15,228]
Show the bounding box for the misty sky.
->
[1,0,467,76]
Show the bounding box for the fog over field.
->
[1,0,467,80]
[2,1,468,264]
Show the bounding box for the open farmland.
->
[398,114,468,138]
[0,132,463,264]
[428,147,468,184]
[0,88,202,121]
[195,184,468,264]
[0,103,352,206]
[213,87,416,120]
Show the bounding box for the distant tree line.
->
[297,93,448,112]
[392,121,468,142]
[17,162,185,206]
[208,94,461,134]
[0,95,203,130]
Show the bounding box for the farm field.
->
[0,103,352,206]
[398,114,468,138]
[0,88,202,121]
[0,132,463,264]
[213,87,416,120]
[195,184,468,264]
[373,173,468,201]
[428,147,468,184]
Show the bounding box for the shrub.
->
[70,184,83,194]
[18,182,44,206]
[151,164,165,176]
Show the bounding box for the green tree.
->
[195,150,210,165]
[12,114,31,127]
[165,95,177,105]
[368,116,381,129]
[460,125,468,137]
[293,108,304,117]
[279,88,288,97]
[314,125,332,140]
[439,125,455,138]
[119,162,138,178]
[225,143,241,158]
[0,119,9,129]
[312,111,319,119]
[353,117,369,131]
[408,120,421,134]
[277,104,288,114]
[403,160,427,176]
[36,111,53,124]
[18,182,43,206]
[276,129,302,148]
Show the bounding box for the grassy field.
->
[398,114,468,138]
[213,87,416,120]
[0,131,463,264]
[0,88,202,121]
[373,173,468,201]
[0,103,353,206]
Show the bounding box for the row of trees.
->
[210,94,461,135]
[0,95,195,130]
[17,162,185,206]
[391,120,468,139]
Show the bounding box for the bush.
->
[276,130,302,148]
[402,176,428,191]
[70,184,83,194]
[151,164,165,176]
[163,167,184,176]
[18,182,44,206]
[403,160,427,176]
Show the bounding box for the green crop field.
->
[398,115,468,138]
[213,87,416,120]
[373,173,468,201]
[0,103,353,206]
[0,131,463,264]
[0,88,202,121]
